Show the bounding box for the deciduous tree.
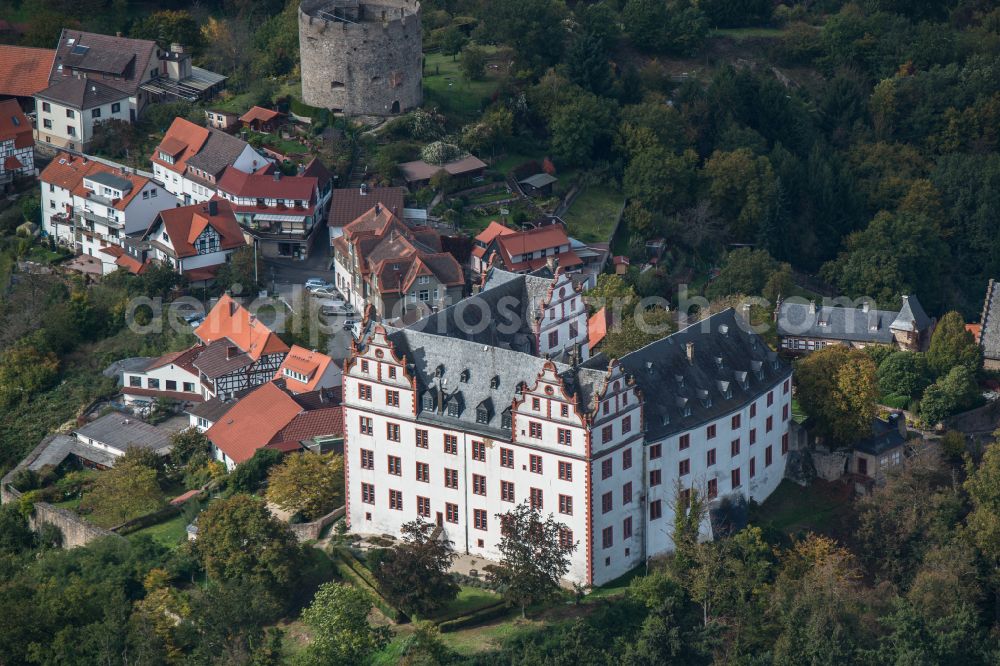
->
[297,583,391,665]
[79,457,165,528]
[487,501,576,617]
[194,495,302,595]
[265,452,344,521]
[370,519,459,616]
[919,365,980,425]
[795,346,877,446]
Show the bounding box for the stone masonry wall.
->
[299,0,422,116]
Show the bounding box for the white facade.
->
[35,96,130,151]
[343,319,793,587]
[536,271,590,361]
[40,161,179,266]
[144,218,241,275]
[122,362,204,407]
[153,143,266,205]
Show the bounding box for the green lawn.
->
[750,479,847,538]
[563,186,624,244]
[50,497,81,511]
[587,564,643,600]
[423,52,500,122]
[128,513,189,548]
[466,188,514,205]
[418,586,501,622]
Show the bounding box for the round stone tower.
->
[299,0,423,116]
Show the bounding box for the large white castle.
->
[344,268,792,586]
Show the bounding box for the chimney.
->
[685,342,695,364]
[273,171,281,181]
[862,301,870,313]
[116,31,122,37]
[375,202,381,216]
[808,301,816,315]
[360,183,368,195]
[229,299,238,316]
[546,255,556,273]
[207,200,218,216]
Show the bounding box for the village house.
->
[205,381,343,470]
[332,203,464,317]
[40,152,179,273]
[75,412,175,460]
[274,346,342,394]
[776,295,933,354]
[122,294,290,408]
[472,223,583,277]
[344,306,792,586]
[327,183,406,243]
[215,164,323,260]
[35,31,224,151]
[0,99,34,185]
[138,199,247,283]
[152,117,269,205]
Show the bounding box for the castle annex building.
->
[343,307,792,586]
[298,0,422,116]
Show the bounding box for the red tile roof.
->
[145,199,246,259]
[217,167,318,202]
[194,294,290,361]
[273,345,337,393]
[206,382,303,464]
[145,345,202,375]
[240,106,282,123]
[327,185,405,229]
[0,45,56,98]
[270,406,344,449]
[589,307,610,350]
[151,117,210,175]
[493,225,580,272]
[0,99,32,149]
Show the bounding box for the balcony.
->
[73,207,123,229]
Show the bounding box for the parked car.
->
[309,287,343,300]
[305,278,334,292]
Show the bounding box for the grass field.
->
[128,513,189,548]
[422,586,501,622]
[563,186,624,244]
[423,52,499,122]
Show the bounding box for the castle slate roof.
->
[980,279,1000,362]
[586,309,791,442]
[411,267,558,355]
[890,295,931,333]
[382,325,604,439]
[854,417,906,456]
[777,301,899,344]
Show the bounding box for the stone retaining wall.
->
[289,505,345,542]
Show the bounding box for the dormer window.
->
[501,408,512,430]
[490,375,500,389]
[460,369,470,383]
[447,401,460,417]
[422,391,435,411]
[476,406,489,424]
[683,405,692,417]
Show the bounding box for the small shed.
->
[852,413,908,484]
[518,172,558,196]
[612,255,630,275]
[240,106,285,133]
